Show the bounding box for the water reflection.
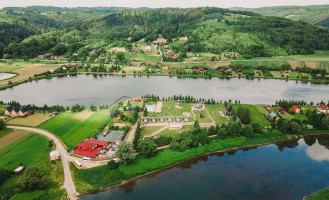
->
[306,135,329,162]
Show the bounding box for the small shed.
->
[50,150,61,161]
[14,166,24,175]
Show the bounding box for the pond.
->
[0,73,15,81]
[0,74,328,106]
[81,135,329,200]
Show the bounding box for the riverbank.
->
[73,131,329,195]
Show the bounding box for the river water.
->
[0,74,328,106]
[81,135,329,200]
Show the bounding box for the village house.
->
[155,38,167,44]
[96,131,124,145]
[130,51,137,55]
[167,48,172,52]
[131,61,138,65]
[145,46,152,52]
[172,54,179,59]
[38,54,44,58]
[60,42,68,46]
[169,124,183,130]
[49,151,61,161]
[151,117,156,122]
[159,117,165,122]
[318,104,329,114]
[268,112,279,121]
[175,116,181,122]
[162,66,169,71]
[5,106,29,117]
[187,52,193,56]
[145,61,151,65]
[183,116,189,122]
[134,98,141,102]
[167,116,173,122]
[291,105,301,113]
[142,117,148,123]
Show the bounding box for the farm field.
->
[280,113,293,120]
[0,129,26,149]
[292,113,308,121]
[146,102,192,118]
[0,134,48,170]
[0,63,60,85]
[39,110,110,149]
[7,113,53,126]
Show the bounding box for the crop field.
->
[7,113,53,126]
[270,71,282,78]
[0,63,61,85]
[0,130,26,149]
[39,110,110,149]
[0,134,49,170]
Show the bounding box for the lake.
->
[81,135,329,200]
[0,74,328,106]
[0,73,15,81]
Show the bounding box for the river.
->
[0,74,328,106]
[81,135,329,200]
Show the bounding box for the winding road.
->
[8,126,77,198]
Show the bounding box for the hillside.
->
[1,7,329,59]
[233,5,329,27]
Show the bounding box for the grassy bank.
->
[72,132,294,193]
[308,188,329,200]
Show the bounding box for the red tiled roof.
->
[84,138,108,146]
[199,67,204,71]
[291,105,299,112]
[76,142,96,149]
[162,66,169,71]
[319,104,328,110]
[134,98,141,102]
[145,61,151,64]
[74,147,100,157]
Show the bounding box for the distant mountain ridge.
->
[231,5,329,27]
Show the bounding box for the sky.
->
[0,0,328,9]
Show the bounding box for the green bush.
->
[107,160,120,170]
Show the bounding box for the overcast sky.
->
[0,0,328,9]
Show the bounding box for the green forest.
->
[1,6,329,59]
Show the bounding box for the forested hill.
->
[233,5,329,27]
[1,7,329,59]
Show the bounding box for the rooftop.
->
[96,131,124,143]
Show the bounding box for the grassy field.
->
[157,125,194,137]
[205,104,229,125]
[146,102,192,118]
[140,126,164,138]
[7,113,53,126]
[292,113,308,121]
[39,110,110,149]
[0,132,66,199]
[0,129,26,149]
[193,110,212,123]
[232,104,271,127]
[0,128,13,138]
[0,134,49,170]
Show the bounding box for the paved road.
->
[8,126,77,197]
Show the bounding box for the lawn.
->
[193,110,212,123]
[0,134,49,170]
[292,113,308,121]
[146,101,192,118]
[140,126,164,138]
[232,104,271,127]
[39,110,110,149]
[7,113,53,126]
[280,113,293,120]
[270,71,282,78]
[205,104,229,125]
[156,125,194,137]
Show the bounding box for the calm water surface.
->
[0,75,328,106]
[81,135,329,200]
[0,73,15,81]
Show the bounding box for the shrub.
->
[251,122,263,133]
[218,128,227,139]
[242,125,254,138]
[107,160,120,170]
[227,122,241,137]
[137,139,157,158]
[154,136,172,147]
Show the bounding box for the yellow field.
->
[0,129,26,149]
[7,113,53,126]
[72,110,93,121]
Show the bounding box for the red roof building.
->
[74,138,108,157]
[162,66,169,71]
[319,104,328,110]
[145,61,151,65]
[291,105,300,113]
[219,69,225,72]
[198,67,204,72]
[134,98,141,102]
